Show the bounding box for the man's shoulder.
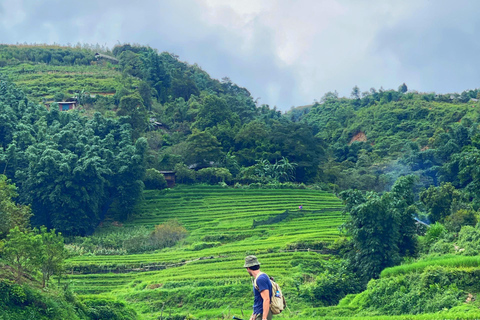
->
[257,273,271,285]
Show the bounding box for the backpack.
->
[254,272,286,315]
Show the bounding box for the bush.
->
[444,209,477,233]
[196,167,232,184]
[143,168,168,190]
[418,222,447,253]
[174,163,195,184]
[303,260,362,307]
[357,266,467,315]
[150,220,188,249]
[83,298,137,320]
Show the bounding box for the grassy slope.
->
[0,62,128,101]
[65,186,480,320]
[66,185,344,319]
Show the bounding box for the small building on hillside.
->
[160,171,176,188]
[58,101,77,111]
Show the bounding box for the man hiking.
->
[244,255,273,320]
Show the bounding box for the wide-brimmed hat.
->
[244,255,261,268]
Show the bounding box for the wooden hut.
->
[160,171,176,188]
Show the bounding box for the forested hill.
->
[2,43,480,231]
[4,43,480,319]
[287,88,480,193]
[0,44,323,238]
[2,44,480,230]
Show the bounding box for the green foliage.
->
[184,129,223,167]
[0,175,31,239]
[303,260,362,307]
[0,80,146,236]
[67,220,188,255]
[420,183,462,223]
[0,227,43,283]
[418,222,448,253]
[0,226,66,287]
[0,279,89,320]
[83,297,137,320]
[143,168,167,190]
[357,266,466,315]
[444,209,477,233]
[196,167,233,184]
[455,225,480,256]
[36,226,67,288]
[174,163,196,184]
[193,94,238,130]
[117,93,148,139]
[341,176,418,281]
[150,219,188,249]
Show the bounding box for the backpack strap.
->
[252,272,265,291]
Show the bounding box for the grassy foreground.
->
[66,185,344,319]
[65,186,480,319]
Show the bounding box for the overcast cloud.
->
[0,0,479,111]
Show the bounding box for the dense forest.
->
[2,44,480,319]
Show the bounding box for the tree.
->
[351,86,360,99]
[341,190,401,280]
[138,81,153,110]
[36,226,66,288]
[150,220,188,248]
[184,129,223,167]
[419,183,461,223]
[143,168,168,190]
[197,167,232,184]
[117,93,148,139]
[118,50,144,78]
[341,176,418,281]
[193,95,238,130]
[398,83,408,93]
[0,226,43,283]
[174,163,196,184]
[0,175,31,239]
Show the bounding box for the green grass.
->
[0,63,132,100]
[65,185,480,319]
[65,185,344,319]
[380,255,480,278]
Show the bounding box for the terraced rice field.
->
[1,63,126,99]
[66,186,345,319]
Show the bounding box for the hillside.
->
[65,185,344,319]
[2,43,480,320]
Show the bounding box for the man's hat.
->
[244,255,260,268]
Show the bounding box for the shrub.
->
[150,220,188,249]
[418,222,447,253]
[303,260,362,307]
[444,209,477,233]
[83,298,137,320]
[174,163,195,184]
[196,167,232,184]
[358,266,466,315]
[143,168,168,190]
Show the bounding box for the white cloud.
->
[0,0,480,110]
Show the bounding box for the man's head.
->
[244,255,261,276]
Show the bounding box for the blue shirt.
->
[253,273,273,314]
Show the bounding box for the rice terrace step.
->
[65,185,344,319]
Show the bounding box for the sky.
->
[1,0,480,111]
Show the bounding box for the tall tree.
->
[0,175,31,240]
[341,176,417,281]
[184,129,223,167]
[0,226,43,283]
